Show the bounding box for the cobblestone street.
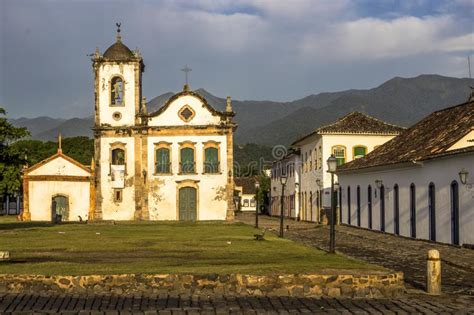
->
[1,293,473,314]
[237,213,474,295]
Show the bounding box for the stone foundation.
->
[0,272,404,298]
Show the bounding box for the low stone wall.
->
[0,272,404,298]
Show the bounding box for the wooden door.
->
[179,187,197,221]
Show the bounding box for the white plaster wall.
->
[320,134,396,208]
[448,130,474,150]
[100,137,136,220]
[146,134,228,220]
[29,181,90,221]
[240,193,256,211]
[98,63,137,126]
[29,157,90,177]
[338,153,474,245]
[148,95,221,126]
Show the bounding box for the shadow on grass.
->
[0,222,55,231]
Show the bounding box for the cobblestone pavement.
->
[1,293,473,314]
[237,213,474,295]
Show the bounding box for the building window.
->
[353,146,367,159]
[179,142,196,174]
[347,186,351,225]
[243,199,249,207]
[111,148,125,165]
[110,76,124,106]
[394,184,399,235]
[367,185,372,229]
[332,146,346,166]
[428,183,436,241]
[250,198,256,207]
[356,186,361,227]
[155,144,171,174]
[113,189,123,202]
[380,185,385,232]
[318,146,322,169]
[178,105,196,122]
[410,183,416,238]
[203,142,220,174]
[450,181,460,245]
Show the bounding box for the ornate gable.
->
[146,89,229,127]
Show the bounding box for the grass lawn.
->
[0,216,380,275]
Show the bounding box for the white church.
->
[21,27,237,222]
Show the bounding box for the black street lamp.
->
[327,154,338,253]
[279,174,288,238]
[255,181,260,228]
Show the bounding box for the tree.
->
[0,108,30,195]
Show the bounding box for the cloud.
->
[1,0,473,118]
[300,15,473,61]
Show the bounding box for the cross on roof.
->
[181,65,192,86]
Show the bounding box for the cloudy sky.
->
[0,0,473,118]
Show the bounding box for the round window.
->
[112,112,122,121]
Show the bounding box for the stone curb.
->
[0,272,405,298]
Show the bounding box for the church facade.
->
[22,29,236,222]
[91,30,236,221]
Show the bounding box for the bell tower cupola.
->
[91,23,144,128]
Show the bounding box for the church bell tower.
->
[90,24,145,220]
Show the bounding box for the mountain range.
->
[9,74,474,146]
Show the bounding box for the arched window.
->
[428,183,436,241]
[450,181,460,245]
[110,76,124,106]
[309,192,313,221]
[367,185,373,229]
[347,186,351,225]
[156,147,171,174]
[111,148,125,165]
[380,185,385,232]
[180,144,196,174]
[353,146,367,159]
[410,183,416,238]
[204,143,220,174]
[332,145,346,166]
[393,184,399,235]
[356,186,361,227]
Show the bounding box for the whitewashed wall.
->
[338,153,474,245]
[98,63,137,126]
[148,95,221,126]
[29,181,90,221]
[146,134,228,220]
[100,136,136,220]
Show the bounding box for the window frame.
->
[352,145,367,159]
[109,75,125,107]
[179,141,197,174]
[109,142,127,175]
[331,145,347,166]
[203,141,221,174]
[154,142,172,175]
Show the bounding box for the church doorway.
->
[51,195,69,222]
[179,187,197,221]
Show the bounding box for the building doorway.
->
[179,187,197,221]
[450,181,460,245]
[52,195,69,222]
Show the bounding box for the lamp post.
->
[327,155,338,253]
[279,174,288,238]
[255,181,260,228]
[459,169,469,185]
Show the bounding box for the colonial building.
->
[337,99,474,246]
[271,112,404,222]
[22,27,236,222]
[22,144,94,222]
[234,177,257,211]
